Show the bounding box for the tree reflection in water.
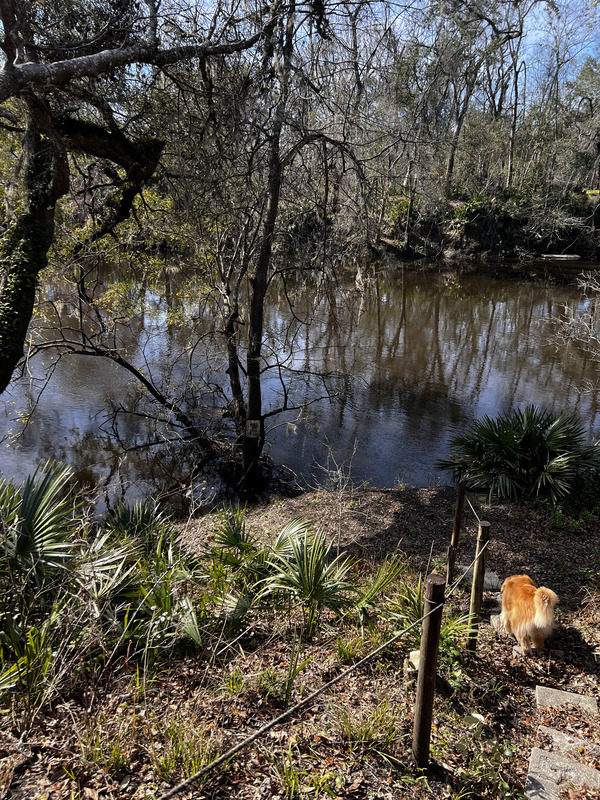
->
[2,266,599,508]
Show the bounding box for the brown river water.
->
[2,261,600,508]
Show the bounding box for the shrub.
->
[437,404,600,502]
[0,461,79,597]
[0,465,208,722]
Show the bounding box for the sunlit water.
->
[2,262,600,508]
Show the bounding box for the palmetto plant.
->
[105,500,178,558]
[262,520,356,637]
[0,471,208,716]
[386,575,471,653]
[0,462,79,595]
[355,555,407,631]
[104,502,208,660]
[387,574,425,649]
[212,504,257,553]
[437,404,600,502]
[75,531,141,621]
[206,504,271,623]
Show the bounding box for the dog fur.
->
[500,574,558,654]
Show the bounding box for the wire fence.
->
[156,505,490,800]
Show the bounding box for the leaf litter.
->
[2,485,600,799]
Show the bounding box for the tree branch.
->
[0,34,263,104]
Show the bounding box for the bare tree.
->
[551,272,600,377]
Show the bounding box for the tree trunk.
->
[0,101,68,393]
[242,132,284,486]
[241,6,294,488]
[506,58,523,190]
[444,103,470,196]
[224,303,247,436]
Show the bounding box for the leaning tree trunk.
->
[0,99,68,394]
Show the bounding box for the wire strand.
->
[156,540,489,800]
[465,493,482,524]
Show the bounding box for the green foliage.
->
[271,517,313,559]
[262,522,357,637]
[79,715,133,773]
[279,627,312,705]
[452,197,492,223]
[386,575,471,659]
[548,505,581,533]
[0,218,49,361]
[0,617,55,694]
[453,716,517,799]
[335,699,401,766]
[1,468,533,799]
[274,743,307,798]
[254,666,281,700]
[0,464,210,721]
[448,196,519,241]
[355,555,407,631]
[306,770,344,797]
[223,666,245,694]
[206,505,270,624]
[386,191,419,232]
[335,633,366,665]
[105,499,177,556]
[211,505,267,578]
[0,462,85,720]
[150,714,223,783]
[563,191,592,216]
[555,473,600,517]
[0,461,78,593]
[437,404,600,503]
[439,613,472,689]
[74,530,141,622]
[387,574,425,649]
[206,514,361,637]
[212,504,253,551]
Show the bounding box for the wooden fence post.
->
[467,520,490,654]
[446,484,465,585]
[412,573,446,769]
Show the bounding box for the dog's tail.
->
[534,586,558,630]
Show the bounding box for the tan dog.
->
[501,574,558,654]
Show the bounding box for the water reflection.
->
[1,265,600,504]
[263,269,600,486]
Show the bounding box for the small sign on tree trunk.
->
[245,419,261,438]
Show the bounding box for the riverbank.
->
[183,484,600,613]
[376,193,600,263]
[3,484,598,799]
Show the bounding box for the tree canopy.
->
[2,0,600,489]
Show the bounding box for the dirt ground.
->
[2,486,599,800]
[182,484,600,612]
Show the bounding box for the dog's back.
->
[501,574,536,630]
[501,574,558,653]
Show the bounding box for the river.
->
[2,261,599,509]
